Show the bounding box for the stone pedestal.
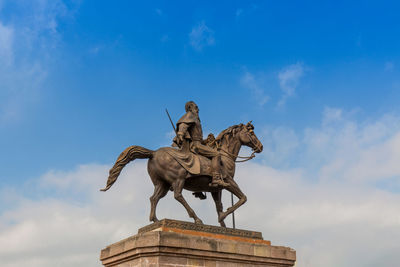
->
[100,219,296,267]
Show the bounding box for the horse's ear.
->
[246,121,254,130]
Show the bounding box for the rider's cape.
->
[176,111,203,141]
[164,147,203,175]
[176,110,198,125]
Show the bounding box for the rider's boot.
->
[209,172,229,187]
[192,192,207,200]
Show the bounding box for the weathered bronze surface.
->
[101,101,263,227]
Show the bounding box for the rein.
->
[219,147,256,163]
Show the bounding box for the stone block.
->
[100,219,296,267]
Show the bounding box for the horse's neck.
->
[220,136,241,160]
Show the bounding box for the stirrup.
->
[209,173,229,187]
[212,172,221,179]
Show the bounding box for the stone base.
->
[100,219,296,267]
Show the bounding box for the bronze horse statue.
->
[101,122,263,227]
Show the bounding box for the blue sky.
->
[1,0,400,184]
[1,1,400,266]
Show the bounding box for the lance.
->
[165,108,176,132]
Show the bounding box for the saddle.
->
[163,147,212,177]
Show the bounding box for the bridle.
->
[218,127,261,163]
[246,129,262,153]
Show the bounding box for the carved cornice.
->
[138,219,263,240]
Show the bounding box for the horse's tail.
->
[100,146,154,192]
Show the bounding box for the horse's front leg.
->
[173,178,203,224]
[219,178,247,223]
[211,190,226,227]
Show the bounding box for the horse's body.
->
[101,122,263,227]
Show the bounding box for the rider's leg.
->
[210,154,229,187]
[193,143,228,187]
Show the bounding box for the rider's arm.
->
[177,123,190,143]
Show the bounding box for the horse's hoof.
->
[194,218,203,224]
[150,217,159,223]
[218,212,227,223]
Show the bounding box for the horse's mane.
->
[215,123,244,146]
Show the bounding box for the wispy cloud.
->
[0,63,47,122]
[0,0,76,125]
[277,62,305,106]
[384,61,394,72]
[235,4,258,19]
[240,70,270,106]
[235,8,243,17]
[0,21,13,65]
[89,45,103,55]
[189,21,215,51]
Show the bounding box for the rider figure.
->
[174,101,229,187]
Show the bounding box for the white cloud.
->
[189,21,215,51]
[0,21,13,65]
[259,126,299,167]
[239,110,400,266]
[241,63,305,107]
[240,70,270,106]
[303,109,400,185]
[2,109,400,266]
[322,107,343,124]
[0,161,226,267]
[0,0,75,125]
[22,0,68,35]
[0,62,47,122]
[236,163,400,267]
[1,163,149,267]
[235,4,258,19]
[278,62,305,106]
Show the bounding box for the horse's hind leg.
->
[173,179,203,224]
[211,191,226,227]
[149,181,169,223]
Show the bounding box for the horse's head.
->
[238,121,263,153]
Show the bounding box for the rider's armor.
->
[175,103,229,188]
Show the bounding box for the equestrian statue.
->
[100,101,263,227]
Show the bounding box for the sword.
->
[165,108,176,132]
